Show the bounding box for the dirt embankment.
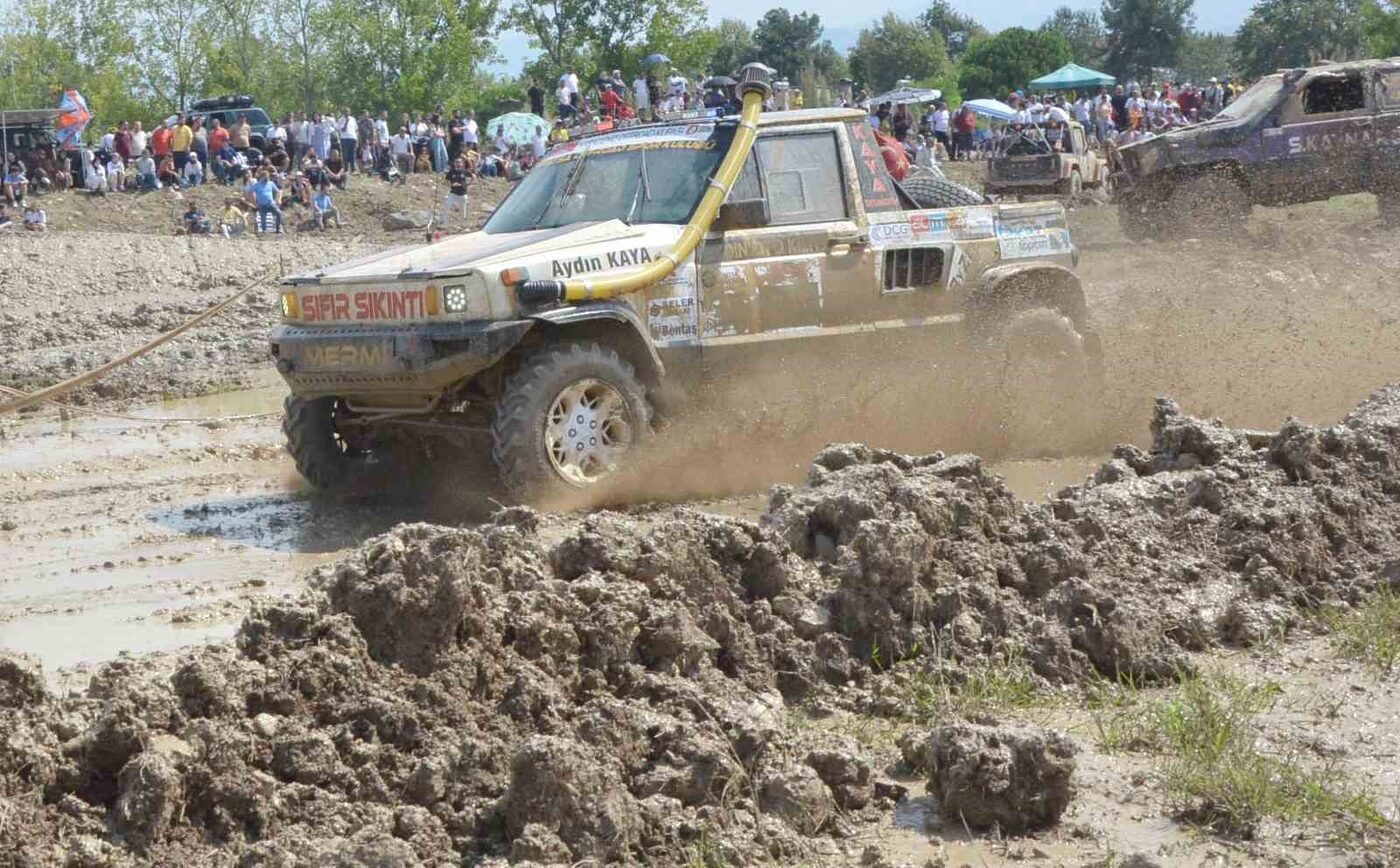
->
[5,386,1400,865]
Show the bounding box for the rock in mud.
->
[114,751,184,848]
[0,650,45,707]
[926,722,1077,832]
[758,762,834,835]
[501,736,642,861]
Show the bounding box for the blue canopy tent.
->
[1030,63,1116,91]
[962,98,1016,122]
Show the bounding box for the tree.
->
[1175,30,1235,82]
[708,18,757,76]
[1040,6,1105,66]
[1234,0,1363,78]
[752,8,824,80]
[848,13,947,92]
[274,0,331,115]
[1363,0,1400,56]
[958,27,1070,98]
[919,0,986,59]
[1100,0,1194,82]
[506,0,594,76]
[138,0,208,110]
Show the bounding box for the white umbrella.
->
[962,98,1016,123]
[860,86,942,109]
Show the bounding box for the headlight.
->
[280,291,299,320]
[442,283,470,314]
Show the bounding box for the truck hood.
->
[287,220,667,285]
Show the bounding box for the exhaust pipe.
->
[518,63,774,307]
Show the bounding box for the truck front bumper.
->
[270,319,532,405]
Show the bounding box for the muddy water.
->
[0,378,1114,673]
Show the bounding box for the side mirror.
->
[716,197,770,230]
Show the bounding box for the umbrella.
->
[703,75,737,89]
[486,111,547,147]
[643,53,671,66]
[962,98,1016,122]
[54,89,92,150]
[1030,63,1116,91]
[860,86,941,109]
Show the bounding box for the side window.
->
[755,132,848,225]
[1302,74,1366,115]
[1380,72,1400,109]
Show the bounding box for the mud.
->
[5,385,1400,864]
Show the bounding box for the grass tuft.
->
[903,644,1042,722]
[1323,585,1400,674]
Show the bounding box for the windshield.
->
[1217,75,1284,121]
[484,133,726,234]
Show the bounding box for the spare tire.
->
[899,171,986,209]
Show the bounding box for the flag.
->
[54,89,92,150]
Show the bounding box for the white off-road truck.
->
[271,67,1098,500]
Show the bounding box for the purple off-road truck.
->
[1114,59,1400,238]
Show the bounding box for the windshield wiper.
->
[622,149,651,225]
[535,150,589,230]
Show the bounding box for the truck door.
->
[1258,70,1375,203]
[697,128,868,343]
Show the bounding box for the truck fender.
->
[527,300,666,381]
[966,263,1094,343]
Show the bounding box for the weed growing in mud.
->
[1086,672,1388,840]
[904,646,1043,722]
[1323,585,1400,674]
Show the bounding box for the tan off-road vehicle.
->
[986,121,1111,199]
[270,67,1099,500]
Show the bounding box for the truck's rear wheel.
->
[982,308,1104,455]
[283,396,367,490]
[492,342,650,502]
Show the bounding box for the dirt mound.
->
[923,721,1077,832]
[6,387,1400,864]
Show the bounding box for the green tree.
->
[1101,0,1194,81]
[708,18,757,76]
[1175,30,1235,81]
[1040,6,1105,66]
[958,27,1070,97]
[752,8,824,80]
[506,0,594,77]
[848,13,948,92]
[919,0,986,59]
[1363,0,1400,56]
[137,0,209,111]
[274,0,332,115]
[1234,0,1363,78]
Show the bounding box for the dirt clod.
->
[927,721,1077,833]
[0,650,46,708]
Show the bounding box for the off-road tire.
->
[1116,190,1159,241]
[899,172,986,208]
[492,341,650,503]
[283,395,363,490]
[981,308,1104,456]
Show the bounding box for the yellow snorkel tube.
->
[517,63,774,306]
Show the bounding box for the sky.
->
[485,0,1257,75]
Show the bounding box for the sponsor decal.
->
[551,246,654,278]
[870,208,999,248]
[1286,127,1376,155]
[300,343,393,369]
[998,228,1073,260]
[648,264,700,344]
[540,124,716,165]
[301,289,430,323]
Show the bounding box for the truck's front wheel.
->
[492,342,650,502]
[283,396,367,490]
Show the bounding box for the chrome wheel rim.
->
[545,379,633,487]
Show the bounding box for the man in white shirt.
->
[531,125,547,160]
[463,111,479,150]
[390,127,414,175]
[633,73,650,117]
[130,122,148,158]
[557,83,574,120]
[101,129,116,152]
[337,110,358,171]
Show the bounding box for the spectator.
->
[3,163,26,205]
[430,117,448,171]
[114,121,134,162]
[952,104,976,160]
[220,197,249,237]
[440,156,469,225]
[107,153,127,191]
[312,183,342,229]
[248,170,283,234]
[633,71,650,118]
[337,108,358,171]
[157,154,181,188]
[183,204,212,235]
[231,113,252,151]
[213,141,241,184]
[310,113,332,160]
[151,121,172,163]
[527,79,545,116]
[183,152,205,187]
[531,124,547,161]
[324,148,348,189]
[929,101,950,153]
[131,121,148,158]
[84,153,107,194]
[557,80,575,120]
[294,112,312,161]
[136,150,159,190]
[191,117,208,168]
[375,111,391,164]
[448,110,465,161]
[356,110,375,173]
[600,83,622,119]
[23,202,45,232]
[463,110,479,152]
[548,119,569,144]
[390,126,414,176]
